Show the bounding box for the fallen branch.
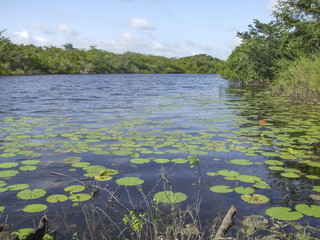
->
[213,205,237,240]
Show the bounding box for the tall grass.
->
[271,54,320,104]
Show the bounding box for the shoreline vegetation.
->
[1,0,320,104]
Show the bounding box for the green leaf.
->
[171,158,188,164]
[230,159,253,166]
[209,185,233,193]
[252,181,270,189]
[313,186,320,192]
[20,160,41,165]
[0,162,19,168]
[46,194,68,203]
[234,187,255,195]
[153,158,170,164]
[268,166,284,171]
[23,204,47,213]
[265,207,303,221]
[69,193,91,202]
[217,170,240,177]
[241,194,269,204]
[0,170,19,178]
[308,162,320,168]
[130,158,150,164]
[0,206,4,212]
[154,191,187,204]
[295,204,320,217]
[281,172,300,178]
[206,172,218,176]
[7,184,29,191]
[264,160,284,166]
[17,189,47,200]
[237,175,262,183]
[64,185,85,193]
[12,228,34,239]
[71,162,91,168]
[20,166,37,171]
[116,177,144,186]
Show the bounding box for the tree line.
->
[0,34,222,75]
[218,0,320,102]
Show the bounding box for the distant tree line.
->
[218,0,320,102]
[0,33,222,75]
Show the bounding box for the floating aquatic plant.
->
[0,206,4,212]
[241,194,269,204]
[217,170,240,177]
[237,175,262,183]
[64,185,85,193]
[12,228,34,239]
[69,193,91,202]
[20,166,37,171]
[0,162,19,168]
[153,191,187,204]
[313,186,320,192]
[264,160,284,166]
[230,159,254,166]
[265,207,303,221]
[20,160,40,165]
[171,158,188,164]
[0,170,19,178]
[23,204,48,213]
[116,177,144,186]
[130,158,150,164]
[46,194,68,203]
[295,204,320,217]
[281,172,300,178]
[234,187,255,195]
[17,189,47,200]
[209,185,233,193]
[7,184,29,191]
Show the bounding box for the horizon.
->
[0,0,277,61]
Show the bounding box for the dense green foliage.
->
[0,32,222,75]
[219,0,320,100]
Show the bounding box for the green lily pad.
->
[241,194,269,204]
[154,191,187,204]
[264,160,284,166]
[268,166,284,171]
[17,189,47,200]
[98,169,119,176]
[217,170,240,177]
[20,160,41,165]
[0,170,19,178]
[308,162,320,168]
[64,185,85,193]
[94,175,112,181]
[281,172,300,178]
[209,185,233,193]
[171,158,188,164]
[295,204,320,217]
[63,157,82,164]
[0,162,19,168]
[0,188,7,193]
[116,177,144,186]
[7,184,29,191]
[313,186,320,192]
[206,172,218,177]
[234,187,255,195]
[252,181,271,189]
[230,159,253,166]
[305,175,320,180]
[0,206,4,212]
[20,166,37,171]
[154,158,170,164]
[265,207,303,221]
[130,158,150,164]
[12,228,34,239]
[71,162,91,168]
[69,193,91,202]
[237,175,262,183]
[310,194,320,201]
[23,204,48,213]
[47,194,69,203]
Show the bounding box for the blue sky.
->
[0,0,277,60]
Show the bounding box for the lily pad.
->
[252,181,271,189]
[237,175,262,183]
[313,186,320,192]
[23,204,48,213]
[171,158,188,164]
[0,170,19,178]
[281,172,300,178]
[295,204,320,217]
[305,175,320,180]
[0,206,4,212]
[265,207,303,221]
[264,160,284,166]
[64,185,85,193]
[308,162,320,168]
[94,175,112,181]
[209,185,233,193]
[230,159,254,166]
[154,158,170,164]
[0,162,19,168]
[154,191,187,204]
[71,162,91,168]
[268,166,284,171]
[69,193,92,202]
[234,187,255,195]
[47,194,69,203]
[217,170,240,177]
[130,158,150,164]
[206,172,218,177]
[20,160,41,165]
[63,157,82,164]
[12,228,34,239]
[116,177,144,186]
[241,194,269,204]
[20,166,37,171]
[7,184,29,191]
[17,189,47,200]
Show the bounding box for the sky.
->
[0,0,278,60]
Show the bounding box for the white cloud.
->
[232,36,242,48]
[29,21,54,34]
[58,24,77,36]
[186,40,212,51]
[128,18,155,30]
[267,0,278,13]
[12,30,49,46]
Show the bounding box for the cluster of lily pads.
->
[0,89,320,232]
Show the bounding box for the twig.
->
[213,205,237,240]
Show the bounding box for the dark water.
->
[0,74,320,239]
